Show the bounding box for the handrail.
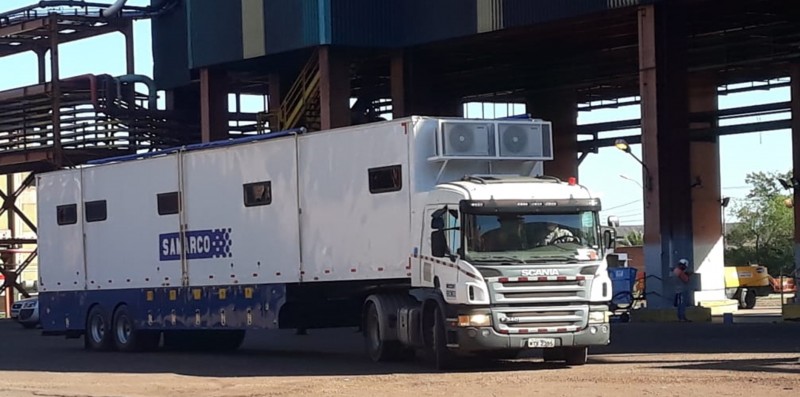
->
[278,49,320,130]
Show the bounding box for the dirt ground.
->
[1,312,799,397]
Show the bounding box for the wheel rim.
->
[116,315,132,345]
[90,315,105,343]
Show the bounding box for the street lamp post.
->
[614,139,653,191]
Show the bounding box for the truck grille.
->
[492,305,587,334]
[489,276,589,304]
[18,309,35,321]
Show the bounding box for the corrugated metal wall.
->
[187,0,244,69]
[264,0,327,55]
[151,0,190,89]
[152,0,655,89]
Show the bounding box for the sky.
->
[0,0,793,226]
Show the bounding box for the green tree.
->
[624,230,643,246]
[724,170,795,275]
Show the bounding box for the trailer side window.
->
[368,165,402,194]
[243,181,272,207]
[85,200,107,222]
[157,192,181,215]
[56,204,77,225]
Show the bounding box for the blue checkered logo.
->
[159,228,233,261]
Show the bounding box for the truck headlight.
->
[458,313,492,327]
[588,311,609,324]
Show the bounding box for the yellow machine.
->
[724,265,772,309]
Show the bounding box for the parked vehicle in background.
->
[724,265,772,309]
[12,296,40,329]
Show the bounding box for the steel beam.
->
[792,64,800,292]
[49,15,62,167]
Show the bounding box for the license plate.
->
[527,338,556,348]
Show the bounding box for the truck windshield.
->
[463,212,600,263]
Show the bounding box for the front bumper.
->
[450,323,610,353]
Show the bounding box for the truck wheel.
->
[564,346,588,366]
[364,302,405,362]
[113,304,151,352]
[85,306,113,351]
[425,305,454,370]
[743,289,757,309]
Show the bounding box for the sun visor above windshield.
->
[459,199,601,214]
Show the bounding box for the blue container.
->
[608,267,638,306]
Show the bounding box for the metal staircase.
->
[259,50,321,132]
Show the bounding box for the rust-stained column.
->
[200,68,229,142]
[689,73,727,305]
[639,3,692,309]
[391,51,406,119]
[267,73,282,130]
[792,64,800,302]
[526,93,578,180]
[391,51,461,118]
[319,46,350,130]
[49,15,63,166]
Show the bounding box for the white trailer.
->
[37,116,614,368]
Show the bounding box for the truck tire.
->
[85,306,113,351]
[743,289,757,309]
[112,304,159,352]
[564,346,588,366]
[424,304,454,370]
[364,302,406,362]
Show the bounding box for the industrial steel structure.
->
[2,0,800,315]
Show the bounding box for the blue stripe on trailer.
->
[39,284,287,333]
[87,127,307,165]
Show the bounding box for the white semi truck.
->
[37,116,614,368]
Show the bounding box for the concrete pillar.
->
[319,46,350,130]
[638,3,693,309]
[688,73,727,304]
[792,64,800,301]
[200,68,229,143]
[526,93,578,180]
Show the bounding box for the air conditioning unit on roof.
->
[440,121,495,157]
[431,119,553,161]
[497,122,553,160]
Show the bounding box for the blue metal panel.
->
[187,0,244,69]
[39,284,287,333]
[150,0,191,90]
[264,0,327,54]
[329,0,398,47]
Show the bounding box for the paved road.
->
[0,319,798,396]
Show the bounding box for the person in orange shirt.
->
[672,258,693,322]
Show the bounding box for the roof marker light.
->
[568,177,577,185]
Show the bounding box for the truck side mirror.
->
[431,230,448,258]
[603,229,617,250]
[607,216,620,227]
